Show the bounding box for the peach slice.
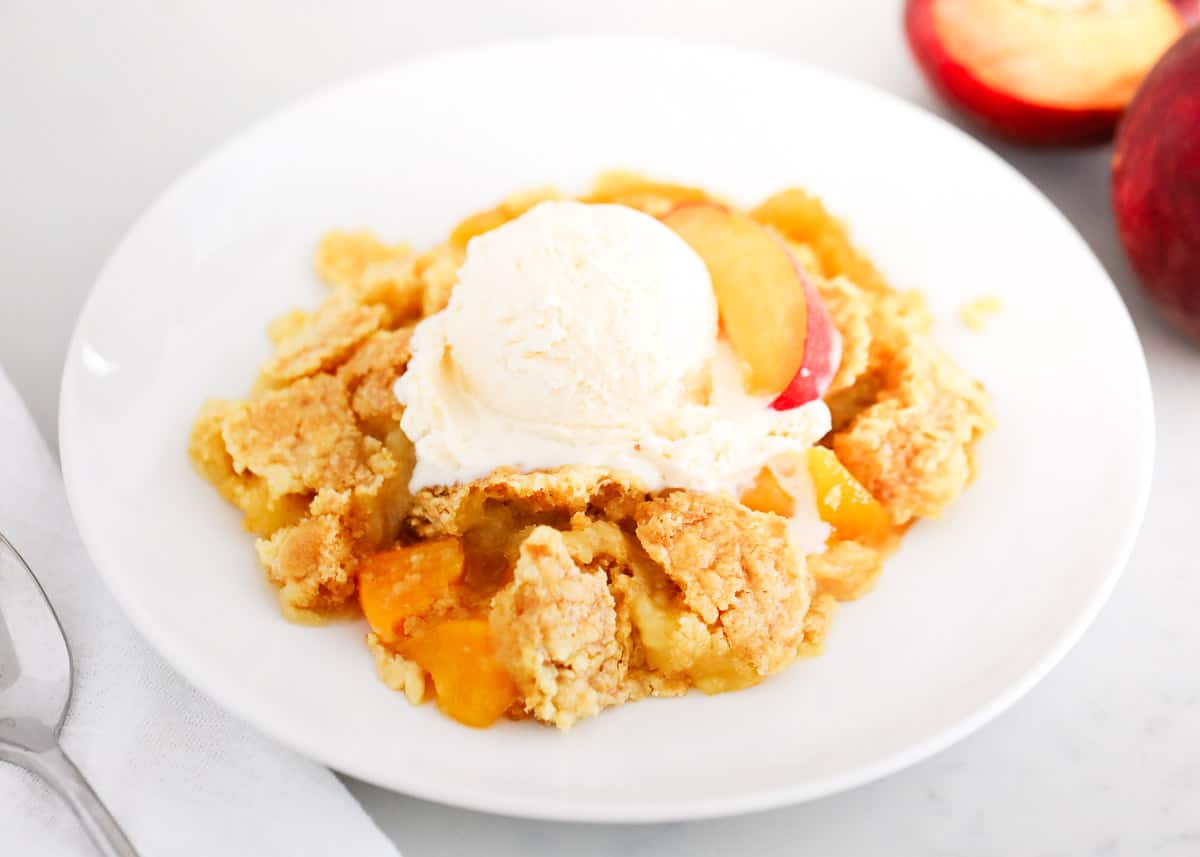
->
[663,204,808,397]
[905,0,1187,145]
[1113,26,1200,341]
[663,204,840,406]
[771,269,841,410]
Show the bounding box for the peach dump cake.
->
[189,173,993,730]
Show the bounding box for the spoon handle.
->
[15,742,140,857]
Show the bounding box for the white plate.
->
[58,38,1153,822]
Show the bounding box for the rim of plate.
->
[58,36,1155,822]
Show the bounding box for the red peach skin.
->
[1113,27,1200,342]
[771,268,842,410]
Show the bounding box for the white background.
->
[3,2,1198,855]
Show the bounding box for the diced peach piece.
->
[662,204,808,396]
[404,619,517,728]
[358,539,464,640]
[740,467,796,518]
[807,447,891,544]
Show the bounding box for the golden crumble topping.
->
[797,591,839,658]
[411,466,650,539]
[256,513,357,617]
[189,398,311,537]
[634,492,811,678]
[491,526,627,729]
[260,291,385,386]
[815,275,873,396]
[808,540,885,601]
[833,339,993,525]
[315,230,412,289]
[220,374,382,497]
[367,633,428,705]
[415,245,464,317]
[336,327,414,438]
[188,172,992,730]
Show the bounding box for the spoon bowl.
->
[0,532,139,856]
[0,532,73,752]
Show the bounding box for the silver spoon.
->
[0,532,139,856]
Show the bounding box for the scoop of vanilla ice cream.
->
[441,201,716,428]
[395,200,832,503]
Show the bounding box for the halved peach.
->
[905,0,1187,145]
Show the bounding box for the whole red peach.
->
[1113,26,1200,342]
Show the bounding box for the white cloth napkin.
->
[0,368,401,857]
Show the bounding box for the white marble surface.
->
[2,1,1198,854]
